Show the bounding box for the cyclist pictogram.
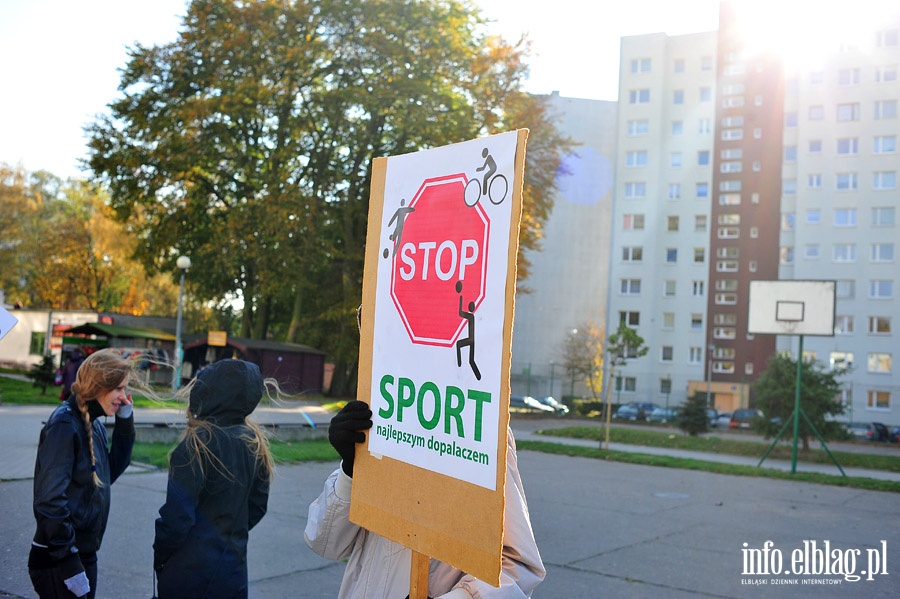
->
[464,148,508,207]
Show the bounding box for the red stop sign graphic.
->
[390,174,490,346]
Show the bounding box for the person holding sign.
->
[305,400,545,598]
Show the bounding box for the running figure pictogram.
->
[385,198,415,258]
[455,280,481,380]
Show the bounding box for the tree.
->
[86,0,570,396]
[678,393,709,436]
[752,353,846,450]
[561,322,605,400]
[27,354,57,395]
[600,323,648,449]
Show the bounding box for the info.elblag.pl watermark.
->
[741,540,889,585]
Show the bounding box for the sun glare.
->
[728,0,899,71]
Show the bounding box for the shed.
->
[184,336,326,395]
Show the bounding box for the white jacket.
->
[305,430,545,599]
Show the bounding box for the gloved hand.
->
[329,400,372,477]
[64,570,90,597]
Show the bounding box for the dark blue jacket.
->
[154,360,270,599]
[31,396,134,575]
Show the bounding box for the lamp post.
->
[664,374,671,412]
[172,255,191,392]
[549,361,557,399]
[706,343,716,408]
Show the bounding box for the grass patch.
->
[517,440,900,494]
[0,377,61,405]
[132,439,339,469]
[536,426,900,472]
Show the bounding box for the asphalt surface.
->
[1,403,898,598]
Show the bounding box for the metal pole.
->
[549,362,556,398]
[173,269,186,392]
[791,336,804,473]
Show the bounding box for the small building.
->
[184,336,326,395]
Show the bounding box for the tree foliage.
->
[678,393,709,436]
[86,0,571,396]
[752,353,846,450]
[561,321,605,399]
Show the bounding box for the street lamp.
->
[549,362,557,399]
[172,255,191,392]
[664,374,671,412]
[706,343,716,409]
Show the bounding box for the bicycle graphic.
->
[464,148,508,207]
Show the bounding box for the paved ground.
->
[1,405,898,598]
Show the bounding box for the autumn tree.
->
[86,0,570,396]
[561,322,605,400]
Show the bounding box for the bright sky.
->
[2,0,892,180]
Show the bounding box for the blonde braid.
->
[77,399,103,487]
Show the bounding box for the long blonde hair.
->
[70,348,132,486]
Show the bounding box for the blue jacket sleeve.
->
[153,440,205,570]
[107,413,135,484]
[32,420,81,563]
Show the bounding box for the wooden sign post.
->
[353,130,528,596]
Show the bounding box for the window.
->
[868,353,892,373]
[750,226,759,238]
[836,173,858,190]
[623,214,645,230]
[627,119,649,136]
[806,209,821,224]
[875,100,898,119]
[810,70,824,84]
[691,314,703,330]
[833,244,856,262]
[695,215,707,231]
[692,280,704,296]
[664,280,676,296]
[784,145,797,161]
[874,172,897,190]
[869,316,891,335]
[872,243,895,262]
[715,293,738,305]
[809,139,822,153]
[671,120,684,135]
[663,312,675,328]
[717,260,739,271]
[834,208,857,226]
[784,112,797,127]
[836,280,855,299]
[876,65,898,83]
[783,179,796,195]
[723,62,742,75]
[721,128,744,140]
[876,29,898,47]
[699,87,712,102]
[715,280,738,292]
[872,207,895,226]
[808,173,822,189]
[835,315,854,334]
[697,151,710,166]
[781,247,794,264]
[622,246,643,262]
[625,182,647,198]
[713,327,736,339]
[837,103,861,121]
[621,278,642,294]
[753,128,762,139]
[666,248,677,263]
[693,247,705,263]
[720,180,741,191]
[696,182,709,198]
[720,161,742,173]
[837,138,859,155]
[629,89,650,104]
[722,116,744,127]
[667,216,679,231]
[808,105,824,120]
[804,244,820,259]
[698,119,712,134]
[660,378,672,395]
[619,311,640,327]
[29,332,46,356]
[830,352,854,369]
[718,226,740,239]
[614,376,637,393]
[631,58,651,73]
[874,135,896,153]
[870,280,893,298]
[674,58,685,73]
[689,347,703,364]
[626,151,648,167]
[661,346,674,362]
[670,152,682,168]
[721,148,743,159]
[668,183,681,200]
[838,68,860,85]
[673,89,684,104]
[867,390,891,410]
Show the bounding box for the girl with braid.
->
[29,348,136,598]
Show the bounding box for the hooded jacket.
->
[153,359,270,599]
[30,395,135,578]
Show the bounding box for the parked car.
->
[846,421,893,442]
[614,402,660,421]
[729,409,762,429]
[509,395,556,414]
[648,407,680,423]
[534,395,569,415]
[715,412,733,429]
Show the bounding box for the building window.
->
[627,119,649,136]
[783,179,796,195]
[698,118,712,134]
[626,151,648,167]
[784,112,797,127]
[673,90,684,104]
[784,146,797,162]
[668,183,681,200]
[872,207,895,227]
[629,89,650,104]
[871,243,894,262]
[804,244,820,260]
[691,314,703,330]
[670,152,683,168]
[720,161,742,173]
[622,246,643,262]
[876,65,898,83]
[834,208,857,226]
[836,138,859,155]
[623,214,645,230]
[721,148,743,160]
[875,99,898,119]
[715,293,738,305]
[806,209,821,224]
[715,280,738,292]
[625,182,647,198]
[696,182,709,198]
[666,248,678,263]
[832,244,856,262]
[830,351,854,369]
[874,135,896,154]
[836,173,858,190]
[868,353,892,373]
[873,171,896,190]
[808,173,822,189]
[718,227,740,239]
[719,193,741,206]
[837,102,861,121]
[621,279,642,295]
[837,68,861,85]
[29,332,46,356]
[663,312,675,329]
[869,316,891,335]
[809,139,822,153]
[672,120,684,135]
[661,346,674,362]
[693,247,705,263]
[719,213,740,225]
[698,150,710,166]
[867,390,891,410]
[836,280,855,299]
[721,128,744,140]
[667,216,679,231]
[835,315,854,334]
[720,180,741,192]
[699,86,712,101]
[808,105,824,120]
[689,347,702,364]
[692,280,704,296]
[614,376,637,393]
[630,58,651,73]
[674,58,685,73]
[619,311,640,327]
[870,280,893,299]
[876,29,898,47]
[695,215,707,232]
[780,247,795,264]
[660,377,672,394]
[664,280,676,297]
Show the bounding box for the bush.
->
[26,354,57,395]
[677,393,709,436]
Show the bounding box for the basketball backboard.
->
[747,280,835,336]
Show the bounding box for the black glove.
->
[329,400,373,477]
